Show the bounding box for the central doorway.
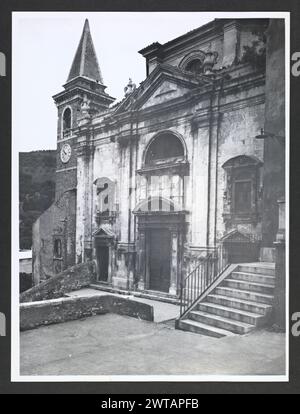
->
[149,229,171,293]
[96,245,109,282]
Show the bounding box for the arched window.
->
[140,132,187,211]
[222,155,263,223]
[62,107,72,137]
[179,51,205,74]
[145,132,185,165]
[185,59,202,74]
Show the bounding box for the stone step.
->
[215,286,274,305]
[90,284,180,305]
[207,294,272,315]
[231,271,275,286]
[177,318,232,338]
[223,279,275,295]
[177,262,276,337]
[197,302,264,325]
[189,310,254,334]
[238,264,275,276]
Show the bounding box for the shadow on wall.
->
[20,273,33,293]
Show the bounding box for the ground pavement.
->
[20,312,286,376]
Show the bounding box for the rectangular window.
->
[234,181,252,213]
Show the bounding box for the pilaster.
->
[169,231,179,295]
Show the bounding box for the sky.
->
[12,12,214,151]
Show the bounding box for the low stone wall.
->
[20,294,154,330]
[20,261,97,303]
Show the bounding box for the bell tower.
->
[53,19,115,198]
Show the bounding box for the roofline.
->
[138,42,162,56]
[52,83,115,104]
[139,18,269,58]
[63,75,106,89]
[139,19,218,57]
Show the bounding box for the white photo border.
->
[11,10,290,383]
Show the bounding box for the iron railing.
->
[180,243,229,318]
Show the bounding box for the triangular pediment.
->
[138,79,191,110]
[220,230,251,243]
[114,64,205,114]
[93,224,115,238]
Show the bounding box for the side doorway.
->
[96,245,109,282]
[93,226,115,284]
[148,228,171,293]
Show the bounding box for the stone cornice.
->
[221,93,265,113]
[56,166,77,173]
[139,20,223,59]
[53,86,115,107]
[88,90,265,141]
[78,66,265,138]
[111,67,264,121]
[75,136,95,157]
[137,160,189,176]
[86,88,264,141]
[115,132,140,146]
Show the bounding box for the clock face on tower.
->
[60,143,72,163]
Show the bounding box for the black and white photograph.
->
[11,11,288,381]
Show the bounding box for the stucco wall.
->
[261,19,285,247]
[32,189,76,284]
[215,102,265,241]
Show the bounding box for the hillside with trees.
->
[19,151,56,249]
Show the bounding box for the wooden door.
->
[97,245,109,282]
[149,229,171,292]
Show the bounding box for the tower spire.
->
[67,19,103,84]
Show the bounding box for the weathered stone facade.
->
[33,18,276,299]
[32,189,77,282]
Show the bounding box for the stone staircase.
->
[177,262,275,338]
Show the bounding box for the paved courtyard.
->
[20,313,286,376]
[66,288,180,323]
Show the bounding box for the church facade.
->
[33,18,272,298]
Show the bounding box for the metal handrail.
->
[179,243,229,318]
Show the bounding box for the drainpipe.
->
[213,76,225,248]
[127,113,134,290]
[91,127,95,259]
[134,115,139,288]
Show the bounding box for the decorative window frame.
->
[141,130,188,170]
[179,50,206,73]
[222,155,263,224]
[137,131,189,211]
[93,177,118,225]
